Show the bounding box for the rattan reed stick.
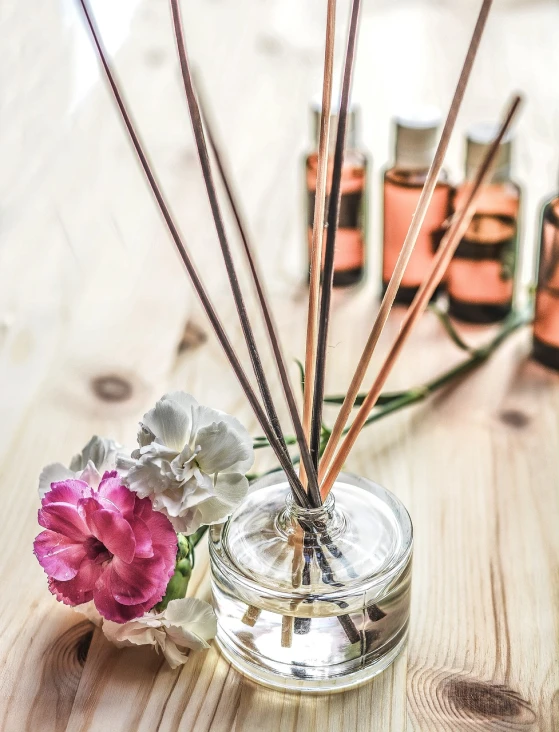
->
[320,95,522,499]
[318,0,495,481]
[169,0,321,504]
[310,0,362,477]
[77,0,311,508]
[301,0,337,487]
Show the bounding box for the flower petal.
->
[192,407,254,474]
[92,571,149,623]
[195,420,253,475]
[164,598,217,649]
[143,508,178,563]
[102,619,161,648]
[89,509,136,564]
[141,398,192,452]
[127,515,153,558]
[48,557,104,606]
[78,462,104,490]
[39,502,90,542]
[126,460,175,499]
[109,556,166,605]
[214,472,249,505]
[34,530,86,581]
[41,479,89,507]
[160,639,190,669]
[98,474,135,516]
[72,601,103,626]
[38,464,75,500]
[69,436,120,473]
[161,391,199,415]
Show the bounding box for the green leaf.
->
[323,389,407,407]
[429,303,475,353]
[294,358,306,398]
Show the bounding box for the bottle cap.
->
[311,93,360,151]
[392,106,441,171]
[465,122,513,182]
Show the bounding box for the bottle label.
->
[307,227,364,272]
[448,213,517,305]
[307,191,363,230]
[306,164,367,273]
[382,179,451,287]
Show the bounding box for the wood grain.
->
[1,0,558,730]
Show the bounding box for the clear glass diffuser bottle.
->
[210,471,412,693]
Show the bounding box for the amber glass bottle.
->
[533,195,559,370]
[305,103,368,287]
[448,124,521,323]
[382,109,453,305]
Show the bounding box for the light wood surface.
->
[1,0,558,730]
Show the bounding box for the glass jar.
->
[210,471,413,693]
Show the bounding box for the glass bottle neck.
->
[276,492,345,541]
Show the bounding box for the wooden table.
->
[1,0,558,729]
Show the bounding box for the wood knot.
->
[43,621,94,693]
[91,375,133,403]
[76,629,94,667]
[178,320,207,353]
[444,678,536,723]
[499,409,530,428]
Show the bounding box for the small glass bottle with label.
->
[305,101,369,287]
[533,194,559,370]
[382,109,453,305]
[447,124,521,323]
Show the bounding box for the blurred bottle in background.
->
[447,124,521,323]
[382,108,452,305]
[305,99,369,287]
[533,193,559,370]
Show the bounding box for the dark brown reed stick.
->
[320,95,522,498]
[193,79,323,508]
[169,0,321,506]
[318,0,495,481]
[76,0,311,508]
[302,0,337,486]
[309,0,362,475]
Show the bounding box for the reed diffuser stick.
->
[76,0,312,508]
[318,0,494,481]
[320,95,522,498]
[310,0,362,475]
[169,0,321,504]
[301,0,337,486]
[195,84,324,506]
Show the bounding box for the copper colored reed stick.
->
[310,0,362,480]
[318,0,495,481]
[320,94,522,499]
[76,0,311,508]
[301,0,337,487]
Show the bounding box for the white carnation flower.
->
[102,598,217,669]
[121,392,253,534]
[38,436,123,499]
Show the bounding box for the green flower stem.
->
[251,309,530,453]
[157,527,209,610]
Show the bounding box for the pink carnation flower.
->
[34,472,177,623]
